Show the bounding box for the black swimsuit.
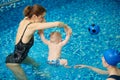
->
[5,22,34,63]
[108,75,120,80]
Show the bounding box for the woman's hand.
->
[55,22,66,27]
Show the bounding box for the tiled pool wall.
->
[0,0,32,32]
[0,0,26,12]
[0,0,71,12]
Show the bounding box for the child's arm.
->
[74,65,108,75]
[38,30,49,45]
[60,25,72,46]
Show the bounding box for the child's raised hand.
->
[68,27,72,35]
[38,30,44,34]
[64,25,72,35]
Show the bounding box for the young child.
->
[39,25,72,68]
[74,49,120,80]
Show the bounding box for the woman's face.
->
[102,57,108,67]
[36,12,46,22]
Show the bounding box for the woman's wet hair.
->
[23,4,46,18]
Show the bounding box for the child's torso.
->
[48,43,62,60]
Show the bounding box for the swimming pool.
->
[0,0,120,80]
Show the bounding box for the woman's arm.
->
[38,30,49,45]
[74,65,108,75]
[31,22,66,31]
[59,25,72,46]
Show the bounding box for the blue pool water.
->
[0,0,120,80]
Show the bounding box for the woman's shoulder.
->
[19,18,30,26]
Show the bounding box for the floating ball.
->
[103,49,120,66]
[88,24,100,35]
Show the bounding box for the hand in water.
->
[64,65,71,68]
[74,65,87,68]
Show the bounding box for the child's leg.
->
[59,59,71,68]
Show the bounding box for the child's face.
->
[50,33,62,43]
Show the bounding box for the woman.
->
[5,4,67,80]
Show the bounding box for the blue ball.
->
[88,24,100,35]
[103,49,120,66]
